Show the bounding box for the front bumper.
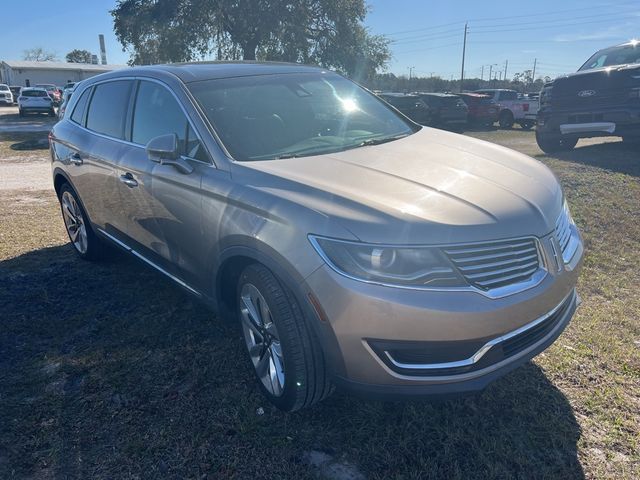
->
[538,105,640,137]
[303,231,583,397]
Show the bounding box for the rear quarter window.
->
[86,81,133,139]
[70,88,91,124]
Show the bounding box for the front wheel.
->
[237,263,333,411]
[520,121,535,130]
[536,131,578,154]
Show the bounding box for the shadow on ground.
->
[538,140,640,177]
[0,244,585,479]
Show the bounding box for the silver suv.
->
[50,63,583,411]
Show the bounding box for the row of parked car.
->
[376,89,539,131]
[0,82,77,117]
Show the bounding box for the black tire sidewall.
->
[236,264,309,411]
[58,183,103,260]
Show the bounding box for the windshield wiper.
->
[357,133,410,147]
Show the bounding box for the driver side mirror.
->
[146,134,193,174]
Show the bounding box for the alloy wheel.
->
[61,191,88,254]
[239,283,285,396]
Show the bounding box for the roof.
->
[121,61,326,83]
[1,60,126,72]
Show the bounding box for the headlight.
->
[309,236,466,287]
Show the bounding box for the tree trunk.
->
[242,41,257,60]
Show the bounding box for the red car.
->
[35,84,62,105]
[459,93,499,127]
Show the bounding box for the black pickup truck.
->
[536,41,640,153]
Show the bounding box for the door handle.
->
[119,173,139,188]
[68,152,83,165]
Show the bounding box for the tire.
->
[18,109,24,117]
[520,121,534,130]
[58,183,107,261]
[49,109,56,117]
[536,130,578,154]
[237,263,333,411]
[499,110,515,129]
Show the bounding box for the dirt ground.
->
[1,125,639,479]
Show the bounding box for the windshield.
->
[0,85,8,91]
[579,43,640,71]
[189,72,417,161]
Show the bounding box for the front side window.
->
[189,72,417,161]
[86,81,133,139]
[131,81,208,162]
[580,44,640,71]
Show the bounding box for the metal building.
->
[0,61,126,87]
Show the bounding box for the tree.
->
[22,47,57,62]
[111,0,390,79]
[66,49,93,64]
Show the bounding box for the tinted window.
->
[86,81,132,139]
[131,81,188,148]
[580,44,640,70]
[22,90,49,97]
[70,88,91,124]
[189,73,416,161]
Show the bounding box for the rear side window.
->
[501,91,518,101]
[132,81,208,161]
[86,80,133,139]
[70,88,91,124]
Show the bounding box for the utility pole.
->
[532,58,537,85]
[488,64,494,84]
[459,22,468,92]
[481,65,484,81]
[504,59,508,81]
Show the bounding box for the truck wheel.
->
[520,121,534,130]
[499,111,515,129]
[536,131,578,154]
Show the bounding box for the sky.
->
[0,0,638,80]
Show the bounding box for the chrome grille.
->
[443,238,541,291]
[555,203,578,263]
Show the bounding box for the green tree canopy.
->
[66,49,93,64]
[111,0,390,80]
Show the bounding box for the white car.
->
[18,88,56,117]
[0,84,13,106]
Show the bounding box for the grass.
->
[1,130,639,479]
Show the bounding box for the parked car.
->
[9,86,22,104]
[537,40,640,153]
[475,89,538,129]
[378,92,431,124]
[50,63,583,411]
[64,82,77,90]
[18,87,55,116]
[35,84,63,105]
[57,88,74,118]
[415,92,468,130]
[0,84,13,105]
[458,93,499,127]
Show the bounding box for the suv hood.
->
[235,128,563,244]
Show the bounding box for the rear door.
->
[55,80,134,235]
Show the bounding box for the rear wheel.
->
[237,263,333,411]
[520,121,534,130]
[536,131,578,154]
[58,184,107,261]
[499,110,515,129]
[18,109,24,117]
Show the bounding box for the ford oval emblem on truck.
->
[577,90,596,97]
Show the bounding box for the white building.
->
[0,60,127,87]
